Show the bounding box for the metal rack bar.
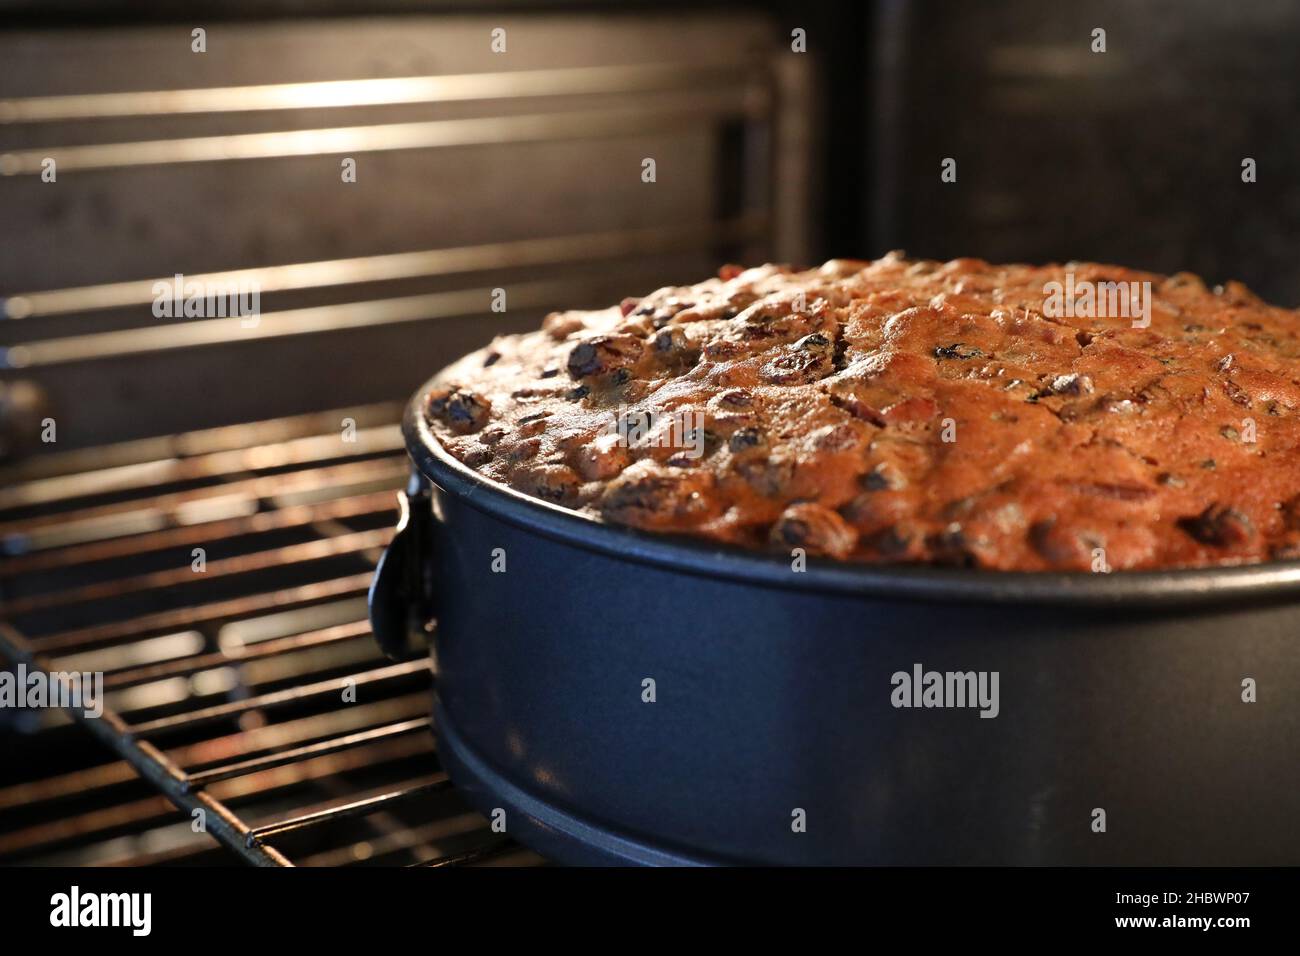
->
[182,718,432,791]
[0,460,405,552]
[100,618,373,688]
[413,839,516,868]
[30,572,375,653]
[0,403,402,484]
[0,62,760,123]
[3,490,397,573]
[246,778,452,847]
[0,99,766,176]
[6,527,392,615]
[4,218,763,320]
[126,660,431,736]
[0,791,179,858]
[0,756,144,814]
[293,811,487,867]
[4,279,621,369]
[0,427,401,511]
[170,694,430,767]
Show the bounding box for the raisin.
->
[928,522,979,566]
[1178,504,1255,547]
[860,463,902,491]
[728,427,764,453]
[735,457,795,496]
[1281,495,1300,531]
[653,328,683,353]
[567,334,643,379]
[651,301,693,329]
[567,341,602,377]
[769,503,858,558]
[762,348,830,384]
[863,524,914,557]
[427,386,490,434]
[934,343,983,360]
[1221,378,1252,408]
[1028,518,1097,567]
[598,468,712,526]
[651,326,700,372]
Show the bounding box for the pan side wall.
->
[427,487,1300,866]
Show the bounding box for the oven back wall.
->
[0,13,810,452]
[872,0,1300,305]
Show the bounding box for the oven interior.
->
[3,1,1298,867]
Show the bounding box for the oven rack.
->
[0,402,541,866]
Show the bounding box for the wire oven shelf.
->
[0,404,541,867]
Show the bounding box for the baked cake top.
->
[425,254,1300,570]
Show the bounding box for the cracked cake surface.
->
[424,254,1300,570]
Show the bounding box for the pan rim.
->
[404,380,1300,608]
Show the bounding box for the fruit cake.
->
[424,254,1300,570]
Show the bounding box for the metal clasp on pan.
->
[368,469,436,660]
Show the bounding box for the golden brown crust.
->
[425,255,1300,571]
